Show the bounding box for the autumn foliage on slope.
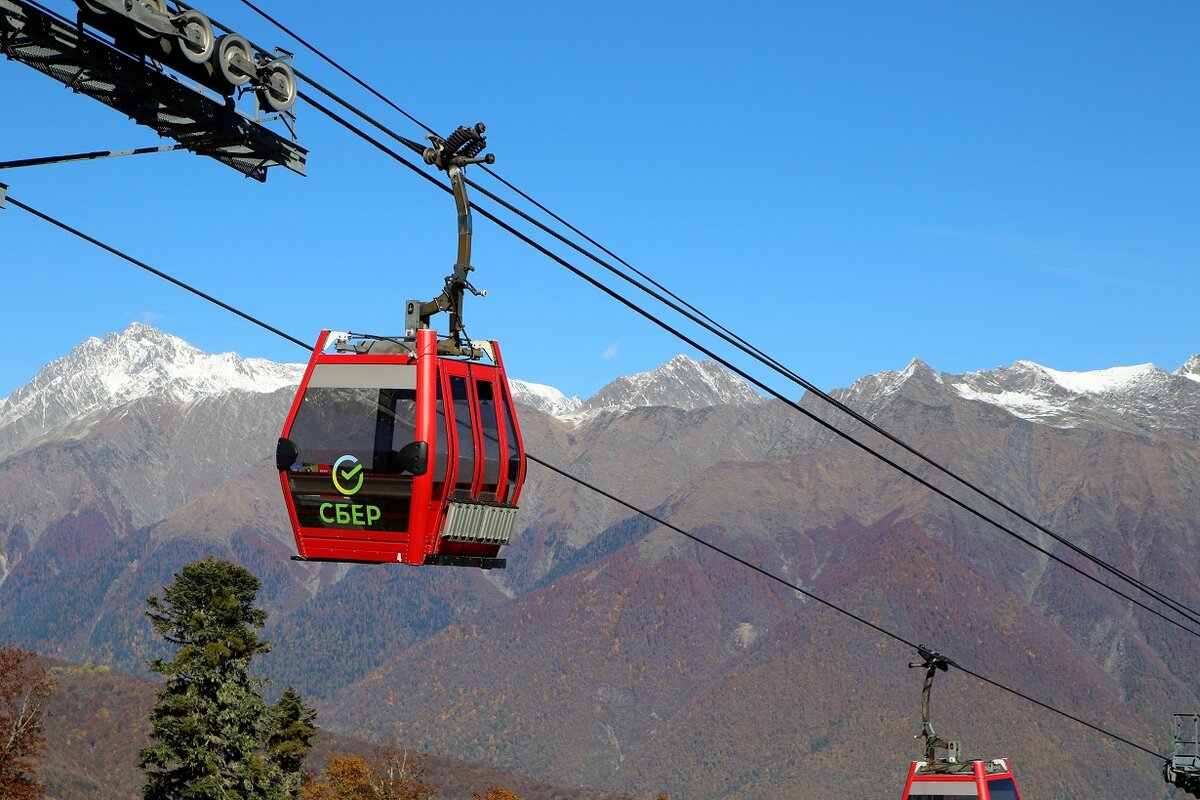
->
[300,749,438,800]
[0,644,56,800]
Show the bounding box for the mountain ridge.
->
[3,324,1199,799]
[0,323,302,461]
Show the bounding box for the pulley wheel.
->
[256,60,298,113]
[134,0,168,38]
[77,0,109,16]
[214,33,255,87]
[176,10,214,64]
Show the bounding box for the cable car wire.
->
[219,5,1200,631]
[4,192,1168,762]
[284,95,1200,643]
[5,196,309,350]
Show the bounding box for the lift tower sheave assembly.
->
[0,0,305,181]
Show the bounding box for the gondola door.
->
[424,358,520,564]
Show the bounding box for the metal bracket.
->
[0,182,7,208]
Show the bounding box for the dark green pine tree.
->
[266,687,317,795]
[139,558,314,800]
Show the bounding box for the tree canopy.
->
[139,558,315,799]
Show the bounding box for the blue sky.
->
[2,1,1197,401]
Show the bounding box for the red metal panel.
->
[309,353,416,366]
[405,329,438,565]
[901,762,918,800]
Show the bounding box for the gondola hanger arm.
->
[397,123,495,355]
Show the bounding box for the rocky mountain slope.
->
[2,323,1198,799]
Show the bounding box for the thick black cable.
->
[231,0,434,137]
[5,196,309,350]
[460,178,1200,628]
[0,144,185,170]
[7,194,1166,763]
[234,6,1200,628]
[295,95,1200,642]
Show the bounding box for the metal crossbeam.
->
[0,0,306,181]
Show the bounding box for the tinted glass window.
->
[986,779,1018,800]
[432,378,449,499]
[286,384,416,532]
[476,379,501,497]
[501,381,521,503]
[289,386,415,471]
[450,376,476,497]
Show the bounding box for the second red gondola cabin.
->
[901,758,1023,800]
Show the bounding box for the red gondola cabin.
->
[901,758,1024,800]
[277,328,525,569]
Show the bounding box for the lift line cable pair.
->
[283,94,1200,647]
[0,191,1169,763]
[222,3,1200,633]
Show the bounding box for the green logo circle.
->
[331,454,365,496]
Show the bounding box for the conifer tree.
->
[139,558,315,800]
[268,687,318,794]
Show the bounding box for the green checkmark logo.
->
[331,454,365,496]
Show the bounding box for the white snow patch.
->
[1028,361,1160,394]
[951,384,1075,424]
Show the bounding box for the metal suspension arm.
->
[909,645,960,764]
[398,123,495,352]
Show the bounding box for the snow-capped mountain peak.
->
[509,379,583,418]
[0,323,302,459]
[947,357,1198,434]
[575,355,762,420]
[1177,355,1200,384]
[830,354,1200,438]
